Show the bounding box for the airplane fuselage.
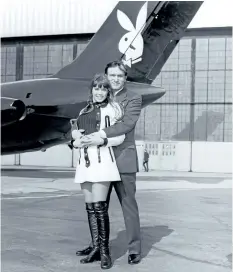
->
[1,1,203,155]
[1,78,165,154]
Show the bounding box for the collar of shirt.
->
[93,99,108,108]
[114,87,124,97]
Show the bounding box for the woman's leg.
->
[92,182,111,202]
[76,182,94,256]
[92,182,113,269]
[80,182,93,203]
[77,182,101,263]
[76,182,112,259]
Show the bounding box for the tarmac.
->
[1,167,232,272]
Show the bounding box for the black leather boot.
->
[94,201,113,270]
[76,245,92,256]
[76,203,94,256]
[79,203,100,263]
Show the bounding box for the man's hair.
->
[104,60,128,76]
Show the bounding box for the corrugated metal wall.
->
[1,0,232,38]
[1,0,118,37]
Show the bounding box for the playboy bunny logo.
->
[117,2,148,67]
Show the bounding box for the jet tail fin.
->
[52,1,203,83]
[126,1,203,83]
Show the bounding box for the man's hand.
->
[80,132,104,147]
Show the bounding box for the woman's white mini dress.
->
[74,103,125,183]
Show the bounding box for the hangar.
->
[1,0,232,172]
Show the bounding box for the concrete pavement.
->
[1,167,232,196]
[1,165,232,178]
[1,169,232,272]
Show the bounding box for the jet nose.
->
[127,81,166,108]
[141,90,165,108]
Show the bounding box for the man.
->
[76,60,142,265]
[143,149,149,172]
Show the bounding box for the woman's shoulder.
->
[102,102,120,114]
[100,103,116,120]
[102,103,114,112]
[102,102,123,125]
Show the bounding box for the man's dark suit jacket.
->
[103,87,142,173]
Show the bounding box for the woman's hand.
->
[72,129,86,148]
[73,134,92,148]
[80,132,104,147]
[73,138,86,148]
[71,129,84,140]
[73,132,104,148]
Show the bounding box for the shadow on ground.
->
[110,225,174,262]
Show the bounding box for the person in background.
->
[143,149,149,172]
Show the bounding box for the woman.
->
[71,74,125,270]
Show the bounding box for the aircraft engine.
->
[1,97,27,126]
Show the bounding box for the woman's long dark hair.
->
[79,74,124,121]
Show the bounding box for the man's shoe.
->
[76,246,93,256]
[128,254,141,265]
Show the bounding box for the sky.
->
[188,0,232,28]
